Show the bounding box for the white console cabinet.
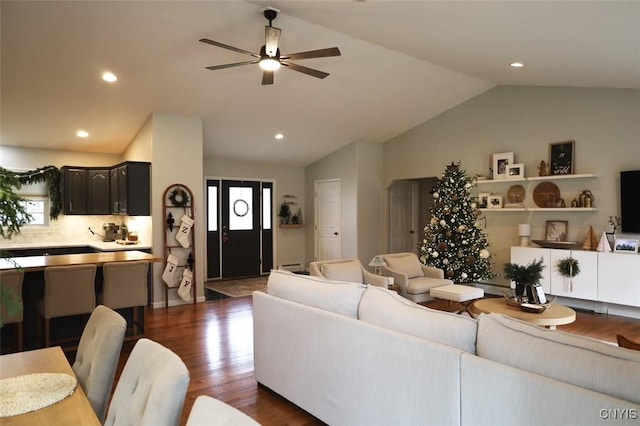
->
[597,252,640,307]
[511,247,639,308]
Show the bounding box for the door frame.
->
[204,176,276,280]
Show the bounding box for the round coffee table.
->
[470,298,576,329]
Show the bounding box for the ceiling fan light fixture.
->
[259,57,281,71]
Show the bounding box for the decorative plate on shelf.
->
[507,184,526,204]
[532,181,560,208]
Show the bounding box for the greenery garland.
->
[0,166,61,239]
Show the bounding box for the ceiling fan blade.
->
[199,38,260,58]
[282,62,329,79]
[281,47,341,61]
[206,60,258,71]
[264,26,281,57]
[262,71,274,85]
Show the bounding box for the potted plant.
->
[503,257,545,302]
[278,201,291,224]
[557,256,580,292]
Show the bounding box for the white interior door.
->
[315,179,341,261]
[389,181,418,253]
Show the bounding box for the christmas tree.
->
[419,162,494,283]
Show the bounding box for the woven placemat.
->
[0,373,77,417]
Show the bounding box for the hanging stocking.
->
[176,214,194,248]
[162,254,180,287]
[177,269,193,302]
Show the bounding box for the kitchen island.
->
[1,250,161,351]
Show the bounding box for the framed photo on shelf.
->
[478,192,491,209]
[506,163,525,179]
[492,152,514,180]
[545,220,568,242]
[549,141,575,175]
[614,239,639,254]
[488,195,503,209]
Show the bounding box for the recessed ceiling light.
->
[102,71,118,82]
[275,133,284,140]
[76,130,89,138]
[509,62,524,68]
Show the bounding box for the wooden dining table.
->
[0,347,100,425]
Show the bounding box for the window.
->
[19,196,49,226]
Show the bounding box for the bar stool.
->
[99,261,149,339]
[0,270,25,352]
[37,264,97,347]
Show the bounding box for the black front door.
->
[207,179,273,279]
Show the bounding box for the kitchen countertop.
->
[0,240,152,251]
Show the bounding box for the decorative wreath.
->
[233,199,249,217]
[169,187,190,207]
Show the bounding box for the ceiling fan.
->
[199,8,341,85]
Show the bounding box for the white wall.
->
[383,86,640,285]
[149,113,204,306]
[306,143,357,265]
[356,141,384,268]
[203,159,306,271]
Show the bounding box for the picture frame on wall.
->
[488,195,503,209]
[492,152,514,180]
[506,163,525,179]
[478,192,491,209]
[545,220,568,242]
[549,141,575,175]
[614,239,639,254]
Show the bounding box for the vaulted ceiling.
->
[2,1,639,166]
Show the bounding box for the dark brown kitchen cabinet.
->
[62,162,150,216]
[110,162,150,216]
[88,169,110,214]
[62,167,87,214]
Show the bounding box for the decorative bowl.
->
[532,240,582,250]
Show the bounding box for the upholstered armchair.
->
[379,252,453,303]
[309,258,388,287]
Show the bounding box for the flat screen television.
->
[620,170,640,233]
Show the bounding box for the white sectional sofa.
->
[253,269,640,426]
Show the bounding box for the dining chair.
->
[186,395,260,426]
[37,264,97,347]
[104,338,190,426]
[0,269,25,352]
[72,305,127,422]
[99,260,149,339]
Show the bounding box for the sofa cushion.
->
[267,269,365,318]
[477,313,640,404]
[320,260,363,283]
[358,286,478,353]
[383,255,424,279]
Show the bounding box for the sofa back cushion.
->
[382,254,423,279]
[320,260,364,283]
[358,286,478,353]
[267,269,365,318]
[477,313,640,404]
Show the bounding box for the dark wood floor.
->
[110,295,640,426]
